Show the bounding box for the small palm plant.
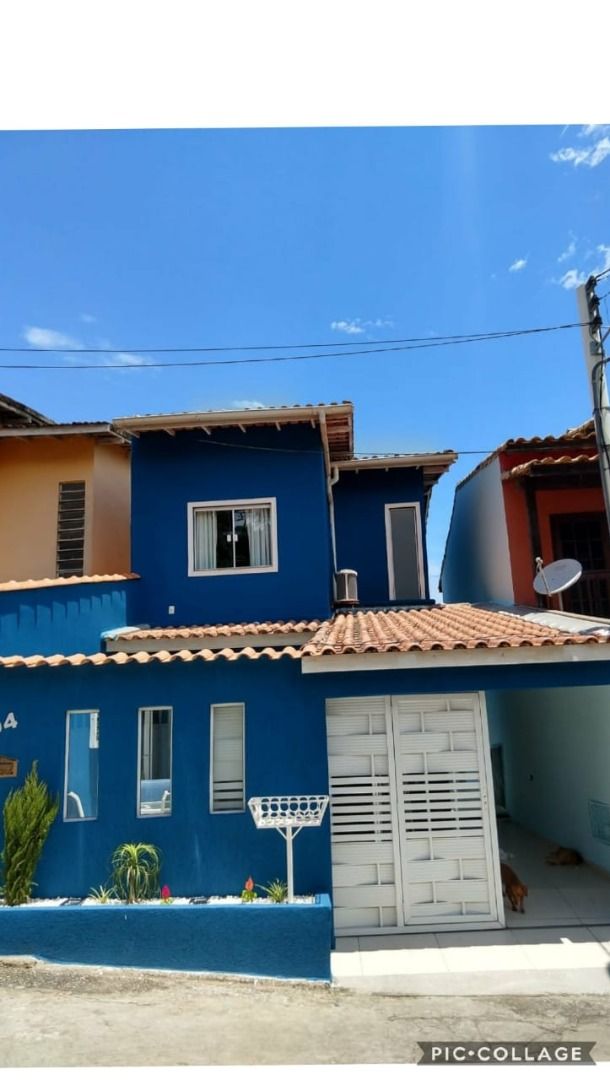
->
[111,842,161,903]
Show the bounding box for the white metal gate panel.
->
[393,695,499,926]
[326,696,403,932]
[326,693,501,935]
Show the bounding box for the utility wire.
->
[0,320,589,370]
[194,435,596,458]
[1,321,587,354]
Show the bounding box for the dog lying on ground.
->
[545,847,583,866]
[500,862,528,912]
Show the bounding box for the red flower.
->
[161,884,171,899]
[245,876,254,892]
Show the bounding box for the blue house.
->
[2,401,610,941]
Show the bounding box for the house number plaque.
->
[0,756,18,778]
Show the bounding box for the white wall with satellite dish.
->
[533,557,583,610]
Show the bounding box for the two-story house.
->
[441,419,610,887]
[2,401,610,943]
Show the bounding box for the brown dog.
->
[500,862,528,913]
[545,847,583,866]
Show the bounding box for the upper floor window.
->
[385,502,425,600]
[188,498,278,576]
[57,481,86,577]
[551,512,610,618]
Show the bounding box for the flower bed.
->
[0,894,332,982]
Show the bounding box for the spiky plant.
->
[88,883,117,904]
[1,762,59,906]
[259,879,288,903]
[111,842,161,903]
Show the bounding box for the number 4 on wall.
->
[0,713,18,733]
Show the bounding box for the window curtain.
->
[245,507,271,566]
[194,509,218,570]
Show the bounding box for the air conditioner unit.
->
[334,568,359,606]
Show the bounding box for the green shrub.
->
[1,762,59,906]
[111,842,161,903]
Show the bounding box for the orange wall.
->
[499,449,605,604]
[0,437,130,582]
[91,443,131,574]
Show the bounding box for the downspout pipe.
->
[319,410,339,574]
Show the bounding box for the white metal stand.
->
[248,794,329,902]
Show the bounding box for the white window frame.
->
[187,497,278,577]
[384,501,425,601]
[63,709,100,822]
[209,702,246,814]
[137,706,173,818]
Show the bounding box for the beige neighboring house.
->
[0,394,131,582]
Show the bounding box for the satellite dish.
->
[533,557,583,596]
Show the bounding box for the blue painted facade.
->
[0,580,135,656]
[129,426,334,626]
[333,467,429,605]
[0,896,332,980]
[2,656,610,901]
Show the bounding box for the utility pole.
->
[576,276,610,535]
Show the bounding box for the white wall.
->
[486,686,610,874]
[442,456,514,604]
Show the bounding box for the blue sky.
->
[0,125,608,592]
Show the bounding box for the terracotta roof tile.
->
[115,620,322,641]
[0,573,139,593]
[506,453,599,479]
[301,604,607,656]
[1,604,608,669]
[0,645,303,668]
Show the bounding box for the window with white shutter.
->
[210,703,245,812]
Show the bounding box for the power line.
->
[0,320,588,370]
[2,322,587,354]
[194,434,595,459]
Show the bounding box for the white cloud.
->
[559,268,587,290]
[557,243,610,289]
[509,257,527,272]
[330,316,394,335]
[23,325,81,349]
[550,126,610,168]
[330,319,365,335]
[580,124,610,138]
[110,351,149,367]
[557,236,577,263]
[365,317,395,329]
[231,399,266,410]
[79,312,97,324]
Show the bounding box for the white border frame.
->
[384,501,425,601]
[209,702,246,814]
[187,497,278,576]
[63,709,100,822]
[137,705,173,819]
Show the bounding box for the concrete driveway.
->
[2,957,610,1066]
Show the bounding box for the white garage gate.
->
[326,693,503,935]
